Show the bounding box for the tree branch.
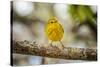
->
[12,40,97,61]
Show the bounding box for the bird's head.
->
[47,18,58,24]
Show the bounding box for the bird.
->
[45,17,65,49]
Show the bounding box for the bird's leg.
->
[50,41,53,47]
[59,41,65,49]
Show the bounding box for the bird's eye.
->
[51,22,53,23]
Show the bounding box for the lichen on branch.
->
[12,40,97,61]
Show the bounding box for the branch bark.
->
[12,40,97,61]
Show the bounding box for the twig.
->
[12,40,97,61]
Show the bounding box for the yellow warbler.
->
[45,18,65,49]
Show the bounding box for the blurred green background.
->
[11,1,97,66]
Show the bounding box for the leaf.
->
[68,5,95,23]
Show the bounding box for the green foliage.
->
[68,5,95,23]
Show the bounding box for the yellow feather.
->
[45,18,64,41]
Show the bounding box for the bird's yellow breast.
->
[45,20,64,41]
